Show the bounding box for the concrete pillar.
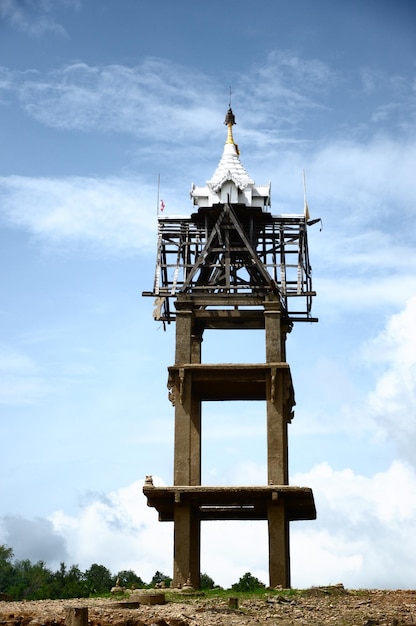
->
[190,396,201,485]
[173,303,202,486]
[264,301,282,362]
[191,328,203,363]
[172,370,201,486]
[173,369,192,485]
[266,368,289,485]
[175,306,193,364]
[175,301,203,364]
[268,495,290,588]
[173,379,201,485]
[173,501,200,589]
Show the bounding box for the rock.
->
[0,589,415,626]
[132,592,165,606]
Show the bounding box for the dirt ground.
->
[1,588,416,626]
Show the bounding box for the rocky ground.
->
[1,588,416,626]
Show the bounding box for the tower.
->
[142,107,317,589]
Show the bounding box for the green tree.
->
[200,572,215,589]
[150,570,172,588]
[63,564,88,598]
[9,559,53,600]
[0,545,15,595]
[84,563,114,595]
[115,569,145,589]
[50,563,87,599]
[48,562,66,598]
[231,572,265,592]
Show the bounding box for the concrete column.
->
[191,328,203,363]
[268,495,290,588]
[173,501,201,589]
[172,301,202,586]
[264,300,282,363]
[190,396,201,485]
[266,368,288,485]
[173,302,202,486]
[175,306,193,364]
[173,369,192,485]
[280,322,292,362]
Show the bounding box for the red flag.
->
[160,199,165,212]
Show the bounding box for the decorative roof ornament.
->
[224,106,235,126]
[224,107,237,147]
[190,106,271,209]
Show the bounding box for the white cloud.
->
[316,274,416,314]
[8,61,220,142]
[1,54,327,146]
[364,296,416,465]
[261,136,416,319]
[50,478,173,580]
[41,460,416,589]
[202,520,269,587]
[238,51,336,130]
[0,346,47,405]
[1,52,413,155]
[0,175,161,253]
[1,131,414,286]
[291,294,416,442]
[290,461,416,589]
[0,57,414,271]
[0,0,79,37]
[0,514,68,566]
[50,480,277,587]
[291,528,363,587]
[309,137,416,218]
[294,461,416,526]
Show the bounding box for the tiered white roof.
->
[190,108,271,209]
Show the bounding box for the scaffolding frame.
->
[144,203,317,323]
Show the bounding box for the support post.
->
[266,368,289,485]
[173,502,201,589]
[268,496,290,588]
[264,300,282,362]
[175,305,193,364]
[173,301,202,486]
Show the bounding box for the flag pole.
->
[303,169,310,221]
[157,173,160,216]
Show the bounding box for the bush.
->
[115,569,145,589]
[231,572,265,592]
[200,572,215,589]
[150,570,172,588]
[84,564,115,595]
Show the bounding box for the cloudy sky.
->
[1,0,416,589]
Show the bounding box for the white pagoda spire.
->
[190,107,271,209]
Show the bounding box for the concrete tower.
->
[143,108,317,589]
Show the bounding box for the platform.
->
[143,484,316,522]
[168,362,293,402]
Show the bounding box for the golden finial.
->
[224,106,236,145]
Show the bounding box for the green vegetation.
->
[0,544,148,600]
[200,572,215,589]
[149,570,172,588]
[231,571,266,592]
[0,542,275,601]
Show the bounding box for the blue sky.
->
[1,0,416,589]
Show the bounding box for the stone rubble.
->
[0,590,415,626]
